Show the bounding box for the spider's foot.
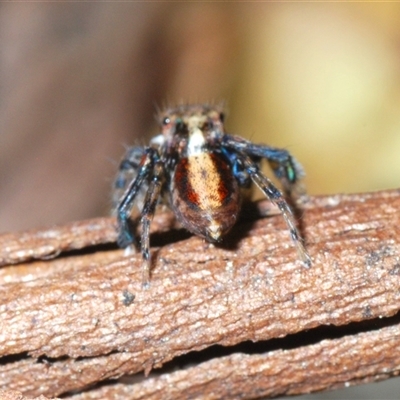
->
[117,229,135,249]
[123,245,136,257]
[141,260,151,290]
[297,244,312,268]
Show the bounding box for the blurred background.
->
[1,2,400,398]
[2,3,400,233]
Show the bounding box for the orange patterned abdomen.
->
[172,152,240,241]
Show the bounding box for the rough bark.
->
[0,190,400,399]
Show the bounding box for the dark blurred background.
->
[1,3,400,398]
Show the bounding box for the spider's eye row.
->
[162,117,171,125]
[175,118,185,132]
[202,120,214,131]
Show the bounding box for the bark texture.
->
[0,190,400,399]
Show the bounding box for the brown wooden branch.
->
[1,190,400,399]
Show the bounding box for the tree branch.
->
[1,190,400,399]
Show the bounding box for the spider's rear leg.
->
[244,156,311,267]
[116,148,155,250]
[112,147,146,213]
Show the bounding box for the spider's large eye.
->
[219,112,225,123]
[162,116,171,126]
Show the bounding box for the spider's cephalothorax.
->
[113,104,311,287]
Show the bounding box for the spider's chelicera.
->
[113,104,311,287]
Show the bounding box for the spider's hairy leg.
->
[222,134,306,197]
[220,147,252,188]
[243,155,311,267]
[116,148,155,249]
[112,147,145,212]
[140,159,163,288]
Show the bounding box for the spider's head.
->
[159,104,225,143]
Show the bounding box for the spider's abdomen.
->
[172,152,241,242]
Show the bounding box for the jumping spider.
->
[113,104,311,287]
